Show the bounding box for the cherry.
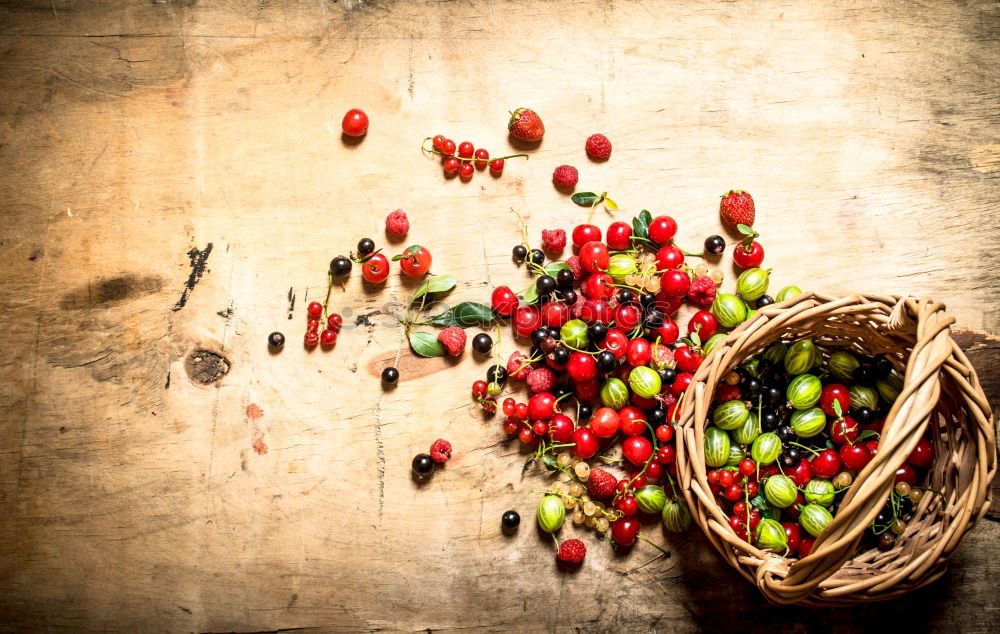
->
[615,495,639,517]
[618,406,646,436]
[572,427,599,459]
[829,416,859,446]
[443,157,460,174]
[590,407,620,438]
[687,311,717,339]
[361,253,390,283]
[458,162,474,179]
[614,304,642,331]
[571,224,602,248]
[655,424,674,443]
[716,384,740,402]
[840,443,871,471]
[439,138,456,155]
[611,518,640,547]
[320,329,337,345]
[674,345,703,373]
[606,222,633,250]
[457,141,474,158]
[581,298,613,324]
[491,285,518,316]
[473,148,489,168]
[652,320,679,346]
[626,338,652,367]
[782,522,801,554]
[645,461,664,481]
[660,269,691,298]
[820,384,851,417]
[811,449,841,479]
[398,245,432,277]
[549,414,575,442]
[798,536,815,558]
[527,392,557,420]
[671,372,693,396]
[622,436,653,466]
[600,328,629,359]
[489,159,504,174]
[307,301,323,318]
[541,301,570,327]
[894,463,918,485]
[513,305,541,337]
[789,458,812,487]
[656,444,676,464]
[579,241,610,274]
[908,437,934,467]
[341,108,369,136]
[582,272,614,299]
[655,245,684,270]
[733,240,765,269]
[575,379,600,402]
[567,352,598,382]
[647,215,678,244]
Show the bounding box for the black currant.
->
[776,425,795,442]
[330,256,352,276]
[854,406,875,426]
[512,244,528,262]
[596,350,617,373]
[639,292,657,309]
[588,323,608,343]
[529,249,544,266]
[267,331,285,348]
[659,367,677,385]
[540,336,557,353]
[616,289,635,305]
[381,367,399,385]
[556,269,575,288]
[546,326,561,340]
[486,364,508,385]
[501,510,521,530]
[874,355,894,379]
[536,275,557,296]
[743,377,762,397]
[549,346,570,366]
[853,363,877,386]
[756,295,775,309]
[578,403,593,420]
[648,406,667,425]
[765,386,785,404]
[411,453,435,477]
[560,289,578,306]
[704,234,726,256]
[552,384,572,401]
[357,238,375,255]
[530,328,550,347]
[644,309,665,330]
[761,411,780,431]
[472,333,493,354]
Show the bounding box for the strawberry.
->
[508,108,545,142]
[719,190,755,230]
[586,467,618,500]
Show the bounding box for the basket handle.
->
[774,297,956,600]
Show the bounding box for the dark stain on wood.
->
[184,349,230,385]
[60,274,164,310]
[172,243,213,312]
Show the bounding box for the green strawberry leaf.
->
[426,301,495,328]
[632,210,652,240]
[737,224,754,235]
[749,493,768,510]
[571,192,600,205]
[410,275,457,304]
[544,262,570,275]
[408,331,445,357]
[520,283,539,304]
[759,507,777,521]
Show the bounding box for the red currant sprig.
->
[422,137,528,178]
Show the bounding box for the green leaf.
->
[520,283,539,304]
[391,254,404,261]
[571,192,600,205]
[544,262,570,275]
[426,302,495,328]
[541,455,558,472]
[858,429,880,441]
[411,275,457,304]
[408,331,445,357]
[737,224,755,235]
[760,507,777,521]
[833,399,843,418]
[750,493,768,510]
[604,196,618,211]
[632,209,652,240]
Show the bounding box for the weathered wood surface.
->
[1,0,998,631]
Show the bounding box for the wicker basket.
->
[675,293,996,606]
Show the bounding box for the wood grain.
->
[0,0,997,631]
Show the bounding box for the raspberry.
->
[552,165,578,190]
[687,275,717,306]
[587,467,618,500]
[526,367,556,394]
[429,438,452,463]
[565,255,583,281]
[385,209,409,237]
[507,351,533,380]
[437,326,466,356]
[556,538,586,565]
[716,384,741,402]
[541,229,567,253]
[585,133,612,160]
[570,294,586,319]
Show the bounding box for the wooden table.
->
[1,1,998,631]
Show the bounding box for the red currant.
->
[531,421,549,436]
[718,470,735,487]
[655,424,674,443]
[306,319,320,332]
[341,108,368,137]
[502,417,519,435]
[443,157,460,174]
[722,483,743,501]
[474,148,489,169]
[307,301,323,318]
[502,398,516,416]
[646,461,663,481]
[739,458,756,476]
[733,241,764,269]
[327,314,343,330]
[320,329,337,345]
[440,138,456,155]
[514,403,528,420]
[605,221,633,250]
[745,481,759,498]
[457,141,474,158]
[361,253,390,283]
[472,380,488,398]
[572,427,599,459]
[304,331,319,346]
[707,469,721,485]
[458,162,474,180]
[432,135,445,151]
[647,215,677,244]
[489,159,504,174]
[571,224,602,248]
[518,427,536,445]
[655,444,676,464]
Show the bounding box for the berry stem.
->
[637,535,671,557]
[322,271,335,320]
